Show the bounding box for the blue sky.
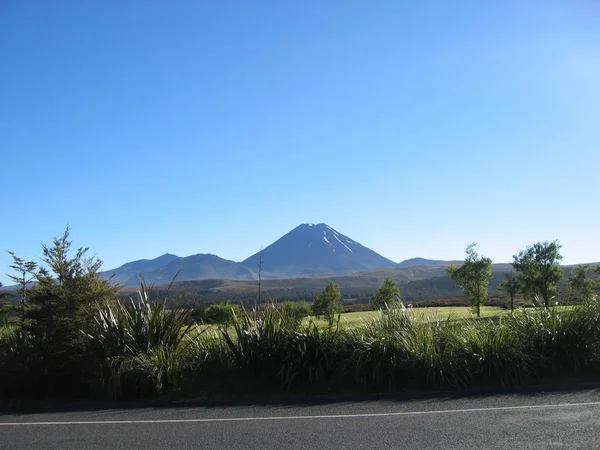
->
[1,1,599,284]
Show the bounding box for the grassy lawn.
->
[188,305,578,335]
[325,306,506,327]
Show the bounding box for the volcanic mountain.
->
[101,223,397,286]
[242,223,397,278]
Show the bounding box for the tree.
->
[312,282,343,327]
[446,243,492,317]
[24,227,118,355]
[6,251,37,321]
[370,277,401,310]
[498,271,520,311]
[567,264,598,303]
[0,282,11,325]
[512,240,563,307]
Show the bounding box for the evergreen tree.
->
[7,252,37,321]
[24,227,118,356]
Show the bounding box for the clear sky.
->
[1,1,599,285]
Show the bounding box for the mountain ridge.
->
[101,223,399,286]
[397,257,462,268]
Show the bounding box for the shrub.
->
[84,282,202,398]
[87,282,200,358]
[504,299,600,376]
[278,301,311,329]
[204,302,241,325]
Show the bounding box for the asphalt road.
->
[2,389,600,449]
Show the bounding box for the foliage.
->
[498,271,521,310]
[86,282,200,357]
[0,283,12,326]
[567,264,598,303]
[0,303,13,326]
[512,240,564,307]
[203,302,242,325]
[369,277,401,310]
[277,301,312,329]
[6,252,37,320]
[24,228,118,356]
[504,299,600,375]
[446,243,493,317]
[6,232,600,401]
[220,303,294,381]
[312,282,343,327]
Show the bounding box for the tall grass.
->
[220,304,294,377]
[87,282,200,357]
[3,297,600,400]
[84,282,202,398]
[504,298,600,376]
[0,323,19,343]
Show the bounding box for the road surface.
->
[2,389,600,449]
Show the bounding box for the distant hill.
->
[397,257,461,268]
[102,253,256,288]
[101,253,180,285]
[242,223,397,278]
[140,263,518,306]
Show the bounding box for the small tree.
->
[6,251,37,321]
[498,271,520,311]
[446,243,492,317]
[312,282,343,327]
[24,227,118,355]
[567,264,598,303]
[370,277,401,310]
[512,240,563,307]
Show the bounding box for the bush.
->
[84,282,202,398]
[278,301,311,329]
[86,282,200,358]
[204,302,242,325]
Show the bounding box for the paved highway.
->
[2,389,600,449]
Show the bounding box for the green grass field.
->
[190,305,563,332]
[317,306,505,327]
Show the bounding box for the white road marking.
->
[2,401,600,426]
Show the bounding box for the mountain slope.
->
[141,263,518,305]
[242,223,397,278]
[397,257,462,268]
[121,254,257,287]
[103,253,256,287]
[101,253,180,285]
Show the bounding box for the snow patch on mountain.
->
[333,233,353,252]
